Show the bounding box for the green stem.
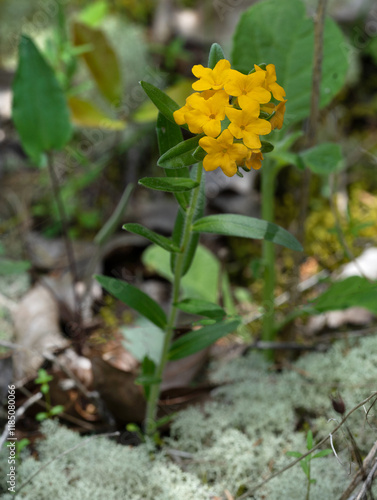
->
[261,158,277,359]
[145,165,203,436]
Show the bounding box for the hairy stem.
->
[261,157,276,358]
[144,165,203,436]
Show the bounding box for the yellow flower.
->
[226,101,272,149]
[254,64,286,101]
[173,90,218,127]
[192,59,231,91]
[199,129,249,177]
[244,151,264,170]
[184,90,229,137]
[270,99,287,130]
[224,69,271,108]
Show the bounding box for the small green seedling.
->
[34,369,64,422]
[15,438,30,463]
[286,430,333,500]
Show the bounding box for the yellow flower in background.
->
[184,90,229,137]
[192,59,231,91]
[255,64,286,101]
[224,70,271,108]
[226,101,272,149]
[244,151,264,170]
[199,129,249,177]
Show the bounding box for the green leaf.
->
[312,449,333,459]
[300,461,310,479]
[175,298,226,319]
[77,1,108,27]
[157,113,190,211]
[139,177,199,192]
[36,412,49,422]
[232,0,348,125]
[299,142,343,175]
[0,259,31,275]
[49,405,64,416]
[142,243,220,303]
[95,275,167,329]
[158,135,203,169]
[192,146,207,162]
[311,277,377,315]
[306,430,313,450]
[123,223,181,253]
[12,36,72,164]
[260,141,274,154]
[168,319,240,360]
[208,43,226,69]
[121,319,164,364]
[286,451,303,458]
[140,81,180,124]
[192,214,303,252]
[73,22,122,104]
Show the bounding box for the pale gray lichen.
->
[3,332,377,499]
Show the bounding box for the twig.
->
[355,459,377,500]
[15,430,120,497]
[237,392,377,499]
[340,440,377,500]
[0,392,43,449]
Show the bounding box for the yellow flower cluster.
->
[173,59,287,177]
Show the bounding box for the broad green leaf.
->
[232,0,348,125]
[77,1,108,27]
[311,277,377,315]
[156,112,190,211]
[142,244,220,303]
[68,97,126,130]
[299,142,343,175]
[168,319,240,360]
[140,81,180,124]
[0,259,31,275]
[12,36,72,164]
[313,449,333,459]
[175,298,226,320]
[208,43,226,69]
[73,22,122,104]
[192,146,207,162]
[121,318,164,364]
[95,274,167,329]
[170,164,206,276]
[158,135,203,169]
[122,223,181,253]
[139,177,199,192]
[192,214,303,251]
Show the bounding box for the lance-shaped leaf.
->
[192,214,303,251]
[208,43,226,69]
[158,134,203,169]
[140,81,180,124]
[12,36,72,164]
[95,275,167,329]
[122,223,181,253]
[168,319,240,360]
[260,141,274,153]
[68,97,126,130]
[139,177,199,192]
[73,22,122,104]
[157,112,190,211]
[174,298,226,320]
